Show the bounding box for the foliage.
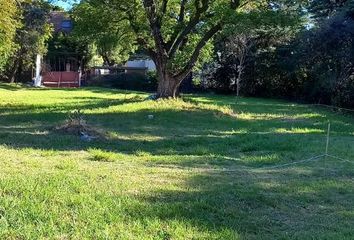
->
[204,34,256,95]
[200,1,354,108]
[88,71,157,91]
[73,0,305,97]
[201,13,302,94]
[46,31,92,70]
[0,0,20,72]
[5,0,53,82]
[86,45,104,67]
[296,7,354,107]
[309,0,353,19]
[72,1,137,66]
[266,4,354,107]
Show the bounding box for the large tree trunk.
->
[138,0,240,99]
[236,64,244,97]
[154,58,183,98]
[157,74,180,98]
[102,55,115,67]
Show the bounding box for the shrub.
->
[88,71,157,91]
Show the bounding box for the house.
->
[35,11,82,88]
[125,59,156,72]
[50,11,73,33]
[35,13,156,88]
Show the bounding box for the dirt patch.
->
[54,110,106,140]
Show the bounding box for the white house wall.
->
[126,60,156,71]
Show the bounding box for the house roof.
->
[49,11,73,33]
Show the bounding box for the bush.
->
[88,71,157,92]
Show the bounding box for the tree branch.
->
[125,9,157,59]
[161,0,169,18]
[178,0,187,22]
[165,0,187,50]
[174,23,222,81]
[167,0,210,57]
[230,0,241,9]
[143,0,168,57]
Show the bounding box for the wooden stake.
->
[325,122,331,156]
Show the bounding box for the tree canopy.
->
[74,0,306,97]
[0,0,20,71]
[72,2,137,66]
[1,0,352,108]
[200,0,354,108]
[6,0,53,83]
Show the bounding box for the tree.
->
[295,3,354,107]
[0,0,20,72]
[309,0,352,19]
[199,2,305,96]
[76,0,303,98]
[207,1,354,107]
[6,0,52,83]
[72,2,136,66]
[225,34,255,96]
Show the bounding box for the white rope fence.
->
[309,104,354,113]
[153,122,353,173]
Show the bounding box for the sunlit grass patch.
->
[107,132,165,142]
[237,112,324,121]
[88,148,121,162]
[149,97,238,118]
[54,159,78,170]
[134,150,152,157]
[241,153,280,165]
[222,129,249,135]
[275,128,324,134]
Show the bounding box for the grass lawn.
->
[0,83,354,239]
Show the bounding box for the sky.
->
[52,0,78,10]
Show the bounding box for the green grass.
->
[0,83,354,239]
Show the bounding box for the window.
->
[61,20,72,29]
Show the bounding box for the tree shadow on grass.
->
[122,163,354,239]
[1,94,353,168]
[0,83,28,91]
[0,108,350,168]
[1,93,354,238]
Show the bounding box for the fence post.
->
[325,122,331,156]
[324,122,331,175]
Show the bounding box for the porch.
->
[42,52,82,88]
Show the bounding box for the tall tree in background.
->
[296,2,354,107]
[309,0,352,19]
[6,0,52,83]
[0,0,20,72]
[200,3,305,96]
[72,2,137,66]
[225,34,255,96]
[76,0,303,98]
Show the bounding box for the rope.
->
[308,104,354,113]
[259,154,326,170]
[151,154,327,173]
[144,122,352,174]
[326,154,354,164]
[151,153,353,173]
